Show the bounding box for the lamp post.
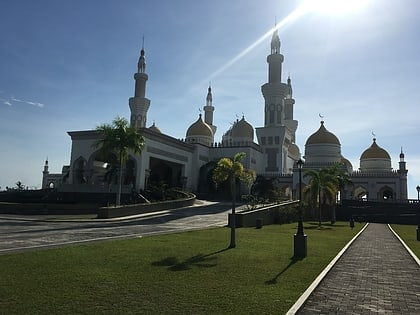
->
[294,158,307,257]
[416,186,420,241]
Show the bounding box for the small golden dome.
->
[148,122,161,133]
[186,114,213,138]
[288,143,300,157]
[360,139,390,159]
[231,116,254,140]
[341,155,353,172]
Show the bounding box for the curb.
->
[388,224,420,266]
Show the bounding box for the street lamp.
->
[294,158,307,257]
[297,159,304,235]
[416,186,420,241]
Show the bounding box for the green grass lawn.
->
[0,222,363,314]
[391,224,420,257]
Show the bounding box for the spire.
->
[271,23,281,54]
[400,147,405,161]
[206,83,212,107]
[203,84,216,135]
[43,157,49,173]
[138,36,146,73]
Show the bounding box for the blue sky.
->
[1,0,420,198]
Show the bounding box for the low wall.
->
[232,200,299,228]
[337,200,420,225]
[97,194,196,219]
[0,202,98,215]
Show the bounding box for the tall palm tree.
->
[303,168,337,226]
[212,152,256,248]
[93,116,145,206]
[324,163,353,223]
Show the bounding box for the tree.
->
[324,163,353,223]
[15,181,25,191]
[303,168,337,226]
[212,152,256,248]
[93,116,145,206]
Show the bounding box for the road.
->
[0,200,234,254]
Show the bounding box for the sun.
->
[303,0,368,15]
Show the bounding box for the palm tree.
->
[324,163,353,223]
[212,152,256,248]
[93,116,145,206]
[303,168,337,226]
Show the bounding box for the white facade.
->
[43,29,408,202]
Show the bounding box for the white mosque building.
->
[42,28,408,202]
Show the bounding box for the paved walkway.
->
[290,223,420,314]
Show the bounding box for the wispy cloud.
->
[2,95,45,108]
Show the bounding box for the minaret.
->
[42,158,49,189]
[284,74,296,142]
[129,39,151,129]
[398,148,408,200]
[203,84,217,135]
[256,25,298,174]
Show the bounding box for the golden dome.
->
[341,155,353,172]
[306,121,340,145]
[360,139,390,160]
[148,122,161,133]
[186,114,213,138]
[288,143,300,157]
[231,116,254,140]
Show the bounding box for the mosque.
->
[42,28,408,202]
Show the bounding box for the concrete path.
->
[289,223,420,314]
[0,200,234,254]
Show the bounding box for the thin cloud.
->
[0,98,12,106]
[5,96,45,108]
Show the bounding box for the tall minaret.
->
[42,158,49,189]
[398,148,408,200]
[203,84,217,135]
[129,40,151,129]
[256,25,299,174]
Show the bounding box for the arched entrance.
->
[148,157,184,189]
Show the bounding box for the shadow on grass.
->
[151,247,230,271]
[304,222,332,230]
[265,256,304,285]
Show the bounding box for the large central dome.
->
[305,121,340,145]
[304,121,341,165]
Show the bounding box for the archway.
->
[148,157,184,189]
[89,151,118,185]
[379,186,394,200]
[353,185,368,200]
[73,157,87,184]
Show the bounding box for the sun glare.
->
[303,0,368,15]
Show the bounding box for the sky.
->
[1,0,420,198]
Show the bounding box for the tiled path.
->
[292,223,420,314]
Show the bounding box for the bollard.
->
[349,217,355,229]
